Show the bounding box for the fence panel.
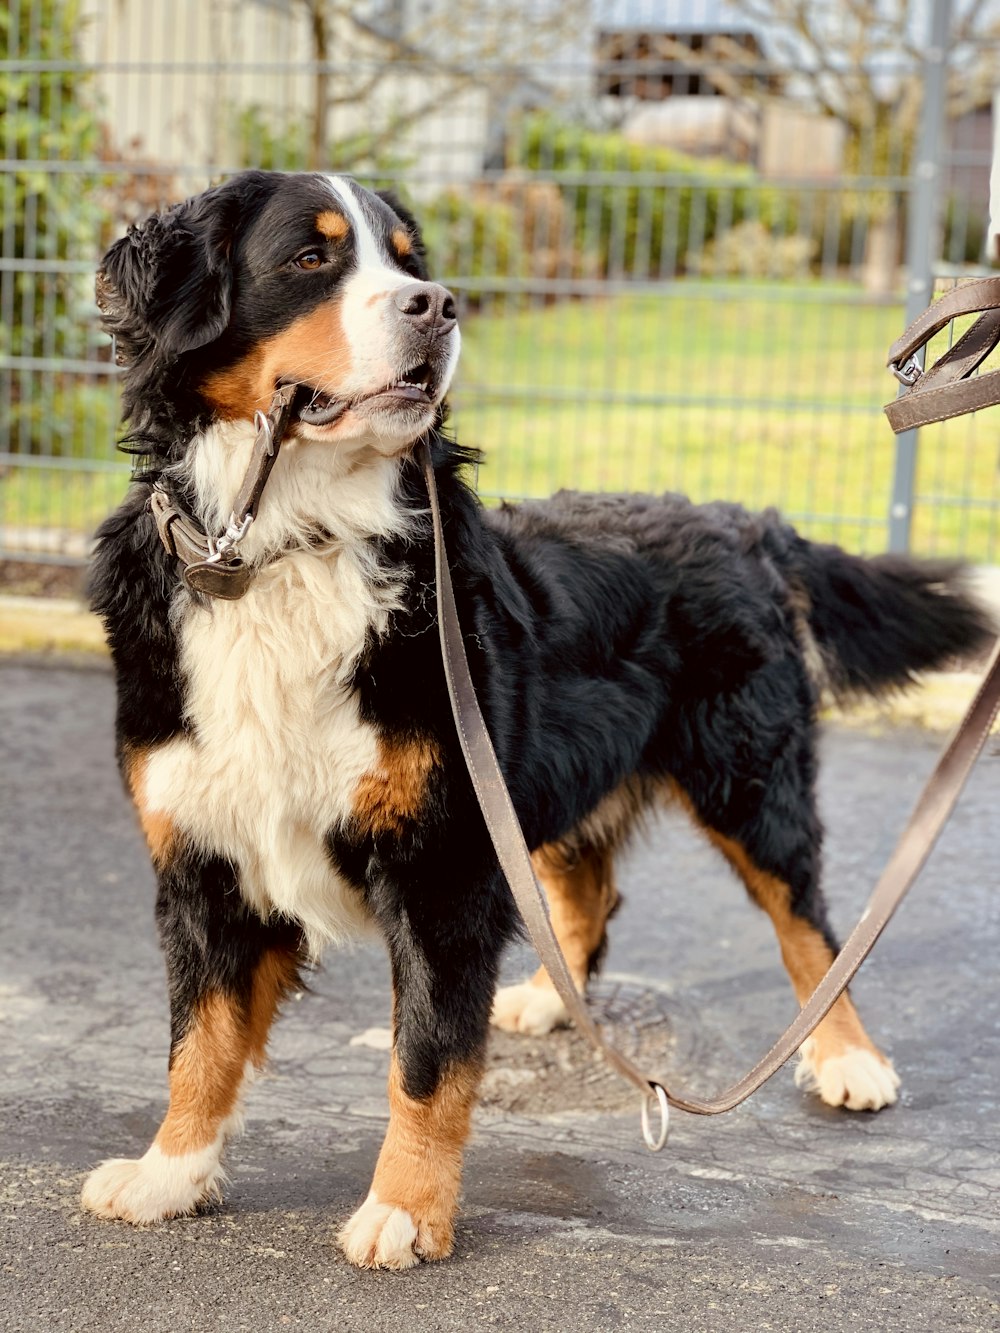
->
[1,0,997,568]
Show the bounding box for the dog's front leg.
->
[82,850,303,1224]
[339,874,502,1270]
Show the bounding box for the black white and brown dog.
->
[83,169,992,1269]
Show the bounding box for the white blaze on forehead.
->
[316,172,461,445]
[326,175,392,271]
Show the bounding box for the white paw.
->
[795,1041,901,1112]
[491,981,570,1036]
[81,1142,225,1224]
[339,1192,427,1271]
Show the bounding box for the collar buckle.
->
[208,511,255,564]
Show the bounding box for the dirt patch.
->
[0,560,86,600]
[482,980,678,1117]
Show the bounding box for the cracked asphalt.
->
[1,658,998,1331]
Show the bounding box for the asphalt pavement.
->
[1,658,998,1332]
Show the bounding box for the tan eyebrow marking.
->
[316,210,350,241]
[391,227,413,256]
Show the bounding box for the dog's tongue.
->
[298,391,346,426]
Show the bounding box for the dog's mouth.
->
[294,361,435,427]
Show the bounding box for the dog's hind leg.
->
[82,850,303,1224]
[490,842,620,1036]
[672,777,900,1113]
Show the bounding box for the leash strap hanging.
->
[150,383,299,599]
[421,443,1000,1147]
[885,276,1000,433]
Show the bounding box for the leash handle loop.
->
[885,276,1000,433]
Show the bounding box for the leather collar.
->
[150,383,299,600]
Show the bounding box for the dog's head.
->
[98,170,460,457]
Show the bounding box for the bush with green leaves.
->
[230,103,411,183]
[0,0,108,455]
[419,189,530,308]
[514,115,814,279]
[693,218,817,278]
[231,104,311,174]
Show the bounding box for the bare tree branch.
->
[729,0,1000,146]
[288,0,590,169]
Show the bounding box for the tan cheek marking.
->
[124,746,177,868]
[199,299,352,420]
[155,993,246,1156]
[670,780,882,1062]
[316,210,349,241]
[370,1055,480,1259]
[391,227,413,257]
[198,347,266,421]
[352,735,439,835]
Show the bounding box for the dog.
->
[82,169,992,1269]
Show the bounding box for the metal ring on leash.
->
[253,409,275,456]
[641,1083,670,1152]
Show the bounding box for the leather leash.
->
[421,444,1000,1150]
[884,276,1000,432]
[150,383,299,599]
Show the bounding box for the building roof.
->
[594,0,762,34]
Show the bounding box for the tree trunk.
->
[862,211,899,296]
[309,2,329,171]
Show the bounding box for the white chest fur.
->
[143,427,413,957]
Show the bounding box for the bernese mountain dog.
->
[82,169,992,1269]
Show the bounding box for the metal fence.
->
[2,0,999,568]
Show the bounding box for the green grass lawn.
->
[4,280,999,561]
[0,377,131,543]
[454,281,1000,560]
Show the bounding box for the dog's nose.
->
[393,282,457,337]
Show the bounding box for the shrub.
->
[231,104,310,173]
[0,0,108,455]
[513,114,801,279]
[694,219,818,278]
[419,189,529,307]
[230,103,411,181]
[5,381,119,460]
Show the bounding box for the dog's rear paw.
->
[81,1144,224,1224]
[339,1191,451,1270]
[795,1041,900,1112]
[490,980,570,1036]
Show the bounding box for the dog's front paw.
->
[490,980,569,1036]
[81,1144,225,1224]
[339,1191,452,1270]
[795,1040,900,1112]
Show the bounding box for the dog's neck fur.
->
[169,418,419,568]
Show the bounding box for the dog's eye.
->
[294,251,325,271]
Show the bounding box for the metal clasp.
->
[206,511,254,564]
[890,356,922,387]
[641,1084,670,1152]
[253,409,275,456]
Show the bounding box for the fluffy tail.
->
[783,537,995,700]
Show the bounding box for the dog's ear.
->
[97,187,236,366]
